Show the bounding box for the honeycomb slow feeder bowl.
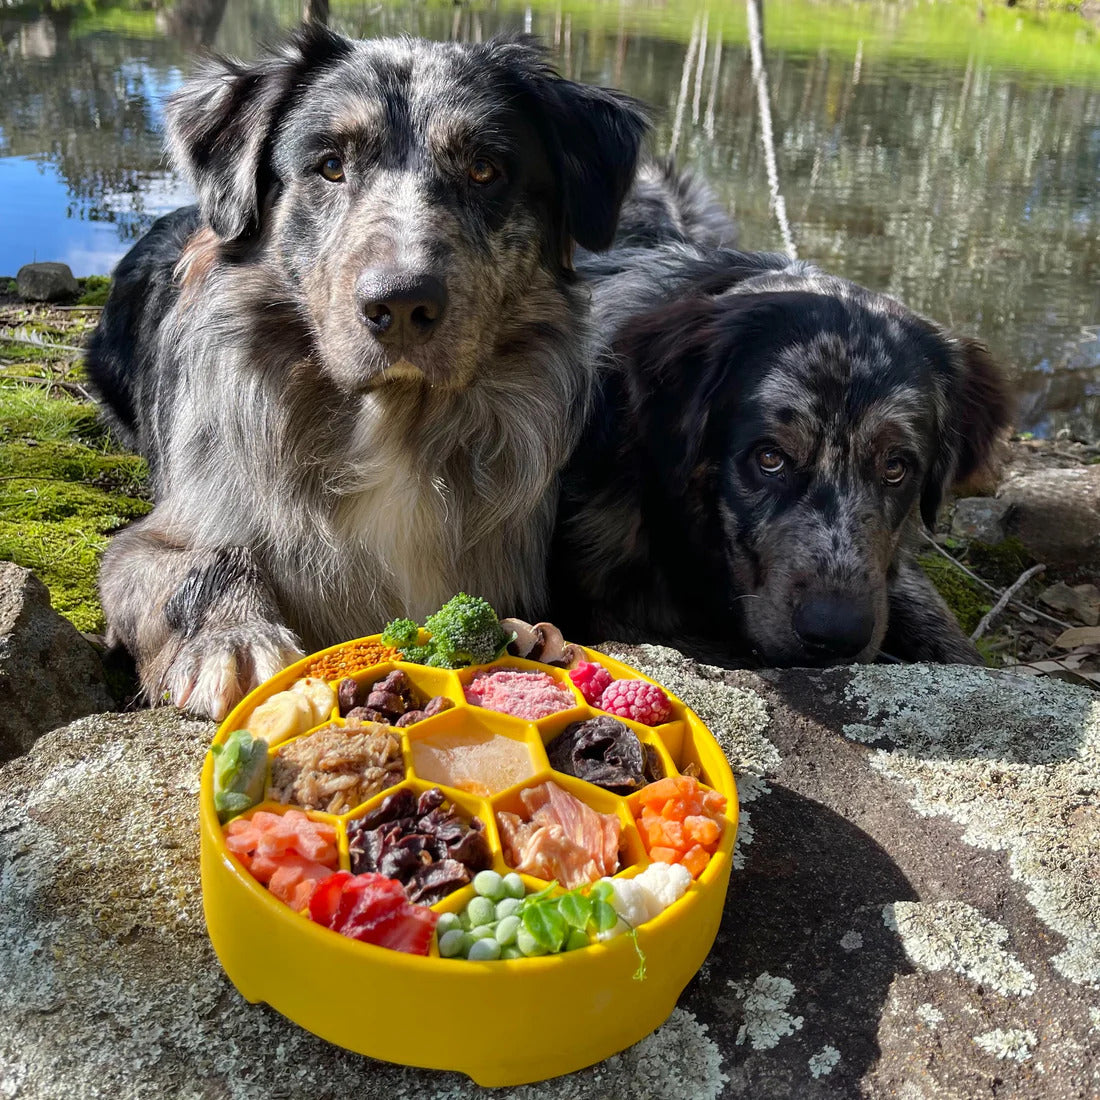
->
[200,637,738,1087]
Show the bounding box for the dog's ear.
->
[487,36,649,255]
[921,335,1011,529]
[165,25,352,245]
[613,294,729,484]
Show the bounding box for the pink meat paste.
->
[463,669,575,720]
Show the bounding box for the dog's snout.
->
[793,593,875,659]
[356,271,448,346]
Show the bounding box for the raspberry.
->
[598,679,673,725]
[569,661,613,706]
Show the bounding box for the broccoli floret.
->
[399,643,435,665]
[423,593,510,666]
[381,617,420,651]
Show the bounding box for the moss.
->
[76,276,111,307]
[966,537,1035,589]
[0,383,149,631]
[917,553,991,636]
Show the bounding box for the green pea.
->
[438,929,466,958]
[466,896,496,927]
[472,870,506,900]
[467,938,502,961]
[516,927,547,957]
[502,872,526,899]
[500,945,523,960]
[468,924,498,941]
[436,912,462,936]
[494,897,523,921]
[495,915,521,945]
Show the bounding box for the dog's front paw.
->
[149,623,305,721]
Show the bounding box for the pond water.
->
[1,0,1098,439]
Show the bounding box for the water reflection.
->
[0,0,1096,438]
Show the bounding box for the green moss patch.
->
[917,552,991,636]
[966,538,1035,589]
[0,384,149,632]
[77,277,111,308]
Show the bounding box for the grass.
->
[364,0,1100,84]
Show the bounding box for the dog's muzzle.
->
[792,591,875,660]
[356,269,448,350]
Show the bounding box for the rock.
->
[0,563,113,760]
[950,496,1011,544]
[15,261,79,303]
[2,653,1098,1097]
[1039,582,1100,627]
[997,466,1100,568]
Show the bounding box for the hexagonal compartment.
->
[539,709,671,796]
[333,662,463,727]
[458,657,586,722]
[492,775,645,889]
[267,719,407,815]
[344,781,496,908]
[405,707,542,797]
[221,802,344,909]
[628,776,732,880]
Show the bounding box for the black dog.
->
[86,27,647,718]
[552,240,1009,667]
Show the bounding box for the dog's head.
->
[166,27,648,392]
[618,268,1009,666]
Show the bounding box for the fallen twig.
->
[920,531,1072,631]
[971,563,1046,641]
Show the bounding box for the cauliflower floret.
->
[596,863,694,940]
[596,877,649,941]
[634,861,692,911]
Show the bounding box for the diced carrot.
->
[645,821,669,849]
[637,777,690,805]
[659,819,687,850]
[684,815,721,846]
[681,845,710,878]
[648,846,680,864]
[660,797,694,820]
[702,789,728,815]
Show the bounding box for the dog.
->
[86,26,647,719]
[551,233,1009,667]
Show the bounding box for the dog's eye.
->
[883,457,908,485]
[468,158,499,186]
[319,156,345,183]
[756,447,786,476]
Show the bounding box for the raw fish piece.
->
[497,780,620,888]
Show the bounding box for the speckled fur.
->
[86,27,647,718]
[554,234,1009,668]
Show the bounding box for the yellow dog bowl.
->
[200,639,737,1086]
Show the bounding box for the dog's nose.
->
[356,271,448,346]
[793,594,875,660]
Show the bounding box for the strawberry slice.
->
[309,871,352,926]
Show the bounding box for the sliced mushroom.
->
[500,617,543,659]
[531,621,568,665]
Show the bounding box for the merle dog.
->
[87,27,647,718]
[552,235,1009,667]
